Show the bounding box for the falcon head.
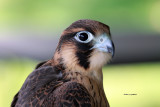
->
[53,19,115,73]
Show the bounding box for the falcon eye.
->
[75,31,94,43]
[79,33,88,41]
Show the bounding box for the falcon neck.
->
[52,50,104,86]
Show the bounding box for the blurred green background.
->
[0,0,160,107]
[0,0,160,34]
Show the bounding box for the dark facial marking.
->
[56,32,76,51]
[75,41,93,69]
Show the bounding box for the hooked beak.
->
[91,34,115,57]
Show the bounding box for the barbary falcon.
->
[11,19,115,107]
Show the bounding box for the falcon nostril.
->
[100,38,103,42]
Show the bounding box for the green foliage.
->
[0,59,160,107]
[0,0,157,34]
[103,62,160,107]
[0,59,37,106]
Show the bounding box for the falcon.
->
[11,19,115,107]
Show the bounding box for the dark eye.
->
[78,33,88,41]
[75,31,93,43]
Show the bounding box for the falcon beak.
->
[91,34,115,57]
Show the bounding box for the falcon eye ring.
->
[75,31,94,43]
